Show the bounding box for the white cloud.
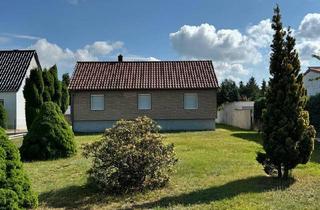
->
[28,39,124,74]
[298,13,320,40]
[0,36,9,44]
[247,19,273,48]
[2,33,41,40]
[170,23,262,64]
[214,62,249,83]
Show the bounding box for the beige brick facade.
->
[71,89,217,121]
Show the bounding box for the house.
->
[0,50,41,130]
[303,67,320,96]
[69,55,219,132]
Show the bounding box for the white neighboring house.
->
[303,67,320,96]
[0,50,41,130]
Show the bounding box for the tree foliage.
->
[60,73,70,114]
[306,94,320,137]
[256,5,316,179]
[24,65,65,129]
[0,103,7,129]
[23,68,44,129]
[83,116,178,194]
[20,102,76,161]
[217,79,240,107]
[0,128,38,209]
[260,79,267,97]
[245,77,260,100]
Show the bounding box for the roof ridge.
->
[76,60,212,63]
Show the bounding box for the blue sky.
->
[1,0,320,85]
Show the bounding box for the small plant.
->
[0,103,7,129]
[20,102,76,160]
[83,116,178,194]
[0,128,38,209]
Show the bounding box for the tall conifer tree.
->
[257,5,316,179]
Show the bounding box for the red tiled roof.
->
[304,67,320,75]
[0,50,40,92]
[69,60,219,90]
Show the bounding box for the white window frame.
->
[90,94,105,111]
[184,93,198,110]
[138,94,152,110]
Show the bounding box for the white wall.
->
[15,56,39,130]
[0,56,39,130]
[303,71,320,96]
[216,101,254,130]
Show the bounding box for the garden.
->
[12,125,320,209]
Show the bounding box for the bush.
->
[0,128,38,209]
[20,102,76,161]
[306,94,320,137]
[0,103,7,129]
[83,116,178,194]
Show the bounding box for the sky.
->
[0,0,320,85]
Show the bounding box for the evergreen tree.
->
[245,76,260,100]
[20,102,76,160]
[62,73,70,86]
[0,128,38,209]
[42,69,55,102]
[49,65,62,107]
[256,5,316,179]
[261,79,267,97]
[238,81,247,100]
[60,73,70,114]
[23,68,44,129]
[217,79,240,107]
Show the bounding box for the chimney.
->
[118,54,123,62]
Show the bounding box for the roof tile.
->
[69,60,218,90]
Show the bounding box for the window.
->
[138,94,151,110]
[184,93,198,109]
[91,94,104,111]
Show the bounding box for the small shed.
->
[216,101,254,130]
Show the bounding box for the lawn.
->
[16,125,320,210]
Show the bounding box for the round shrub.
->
[0,128,38,209]
[20,102,76,161]
[0,103,7,129]
[83,116,178,194]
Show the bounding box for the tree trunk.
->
[277,165,282,178]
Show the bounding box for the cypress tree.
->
[42,68,55,102]
[49,65,62,107]
[256,5,316,179]
[60,73,70,114]
[23,68,44,129]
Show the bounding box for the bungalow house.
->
[69,55,219,132]
[0,50,41,130]
[303,67,320,96]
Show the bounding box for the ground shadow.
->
[232,132,320,164]
[231,132,262,145]
[39,183,112,210]
[133,176,294,209]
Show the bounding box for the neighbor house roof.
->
[0,50,41,92]
[304,67,320,75]
[69,60,218,90]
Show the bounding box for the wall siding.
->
[72,89,217,121]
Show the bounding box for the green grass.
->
[16,125,320,210]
